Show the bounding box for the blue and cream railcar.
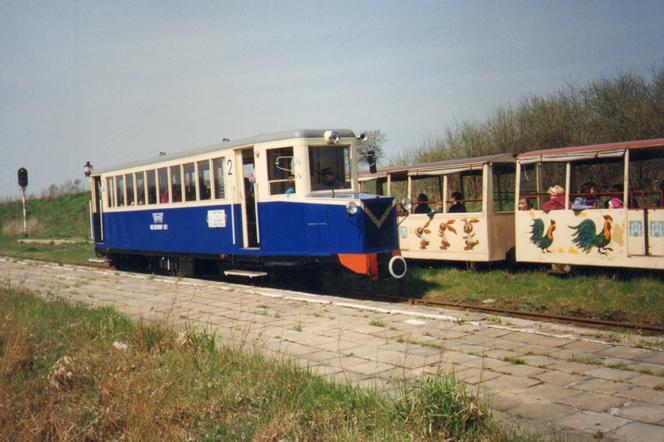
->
[89,129,406,279]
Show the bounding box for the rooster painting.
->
[570,215,613,255]
[530,219,556,252]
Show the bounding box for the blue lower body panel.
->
[96,201,398,259]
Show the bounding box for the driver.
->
[321,167,343,189]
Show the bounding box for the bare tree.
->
[357,130,386,166]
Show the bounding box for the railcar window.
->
[115,175,125,207]
[520,162,566,210]
[629,147,664,209]
[212,157,225,199]
[125,174,135,206]
[135,172,145,205]
[410,176,442,213]
[106,177,115,208]
[267,147,295,195]
[170,165,182,203]
[158,168,168,203]
[493,164,515,212]
[518,163,539,209]
[570,159,624,209]
[197,160,211,200]
[146,170,157,205]
[309,145,351,191]
[183,162,196,202]
[447,171,482,212]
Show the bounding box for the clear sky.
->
[1,0,663,199]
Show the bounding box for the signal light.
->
[18,167,28,188]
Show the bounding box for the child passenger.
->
[518,197,532,210]
[572,182,598,210]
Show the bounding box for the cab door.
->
[90,177,104,242]
[236,148,260,248]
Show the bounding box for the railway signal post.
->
[17,167,28,238]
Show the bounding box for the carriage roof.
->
[94,128,357,175]
[517,137,664,163]
[358,153,515,182]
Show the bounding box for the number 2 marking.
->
[227,159,233,176]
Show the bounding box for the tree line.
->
[391,67,664,165]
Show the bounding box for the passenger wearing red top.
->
[542,185,566,213]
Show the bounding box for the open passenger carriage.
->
[360,154,516,262]
[516,138,664,270]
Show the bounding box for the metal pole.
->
[21,187,27,237]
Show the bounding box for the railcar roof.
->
[518,137,664,160]
[359,153,515,180]
[94,128,357,175]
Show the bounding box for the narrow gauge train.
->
[516,137,664,270]
[359,153,516,262]
[89,129,407,279]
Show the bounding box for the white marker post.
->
[17,167,28,238]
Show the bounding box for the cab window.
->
[309,145,351,191]
[267,147,295,195]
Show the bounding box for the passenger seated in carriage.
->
[413,193,431,214]
[518,197,532,210]
[605,184,624,209]
[542,185,565,212]
[571,182,598,210]
[448,192,467,213]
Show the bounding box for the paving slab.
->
[2,256,664,442]
[612,401,664,424]
[610,422,664,442]
[558,410,630,434]
[557,391,629,413]
[617,386,664,405]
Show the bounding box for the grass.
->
[501,356,526,365]
[0,192,95,264]
[0,286,523,441]
[361,263,664,328]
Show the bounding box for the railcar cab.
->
[89,129,403,279]
[515,138,664,270]
[359,153,516,262]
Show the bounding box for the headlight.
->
[346,201,359,215]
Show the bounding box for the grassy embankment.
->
[1,193,663,326]
[0,286,519,441]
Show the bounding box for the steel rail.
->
[316,288,664,334]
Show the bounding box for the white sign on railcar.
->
[150,212,169,231]
[207,209,227,228]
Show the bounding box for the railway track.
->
[315,288,664,335]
